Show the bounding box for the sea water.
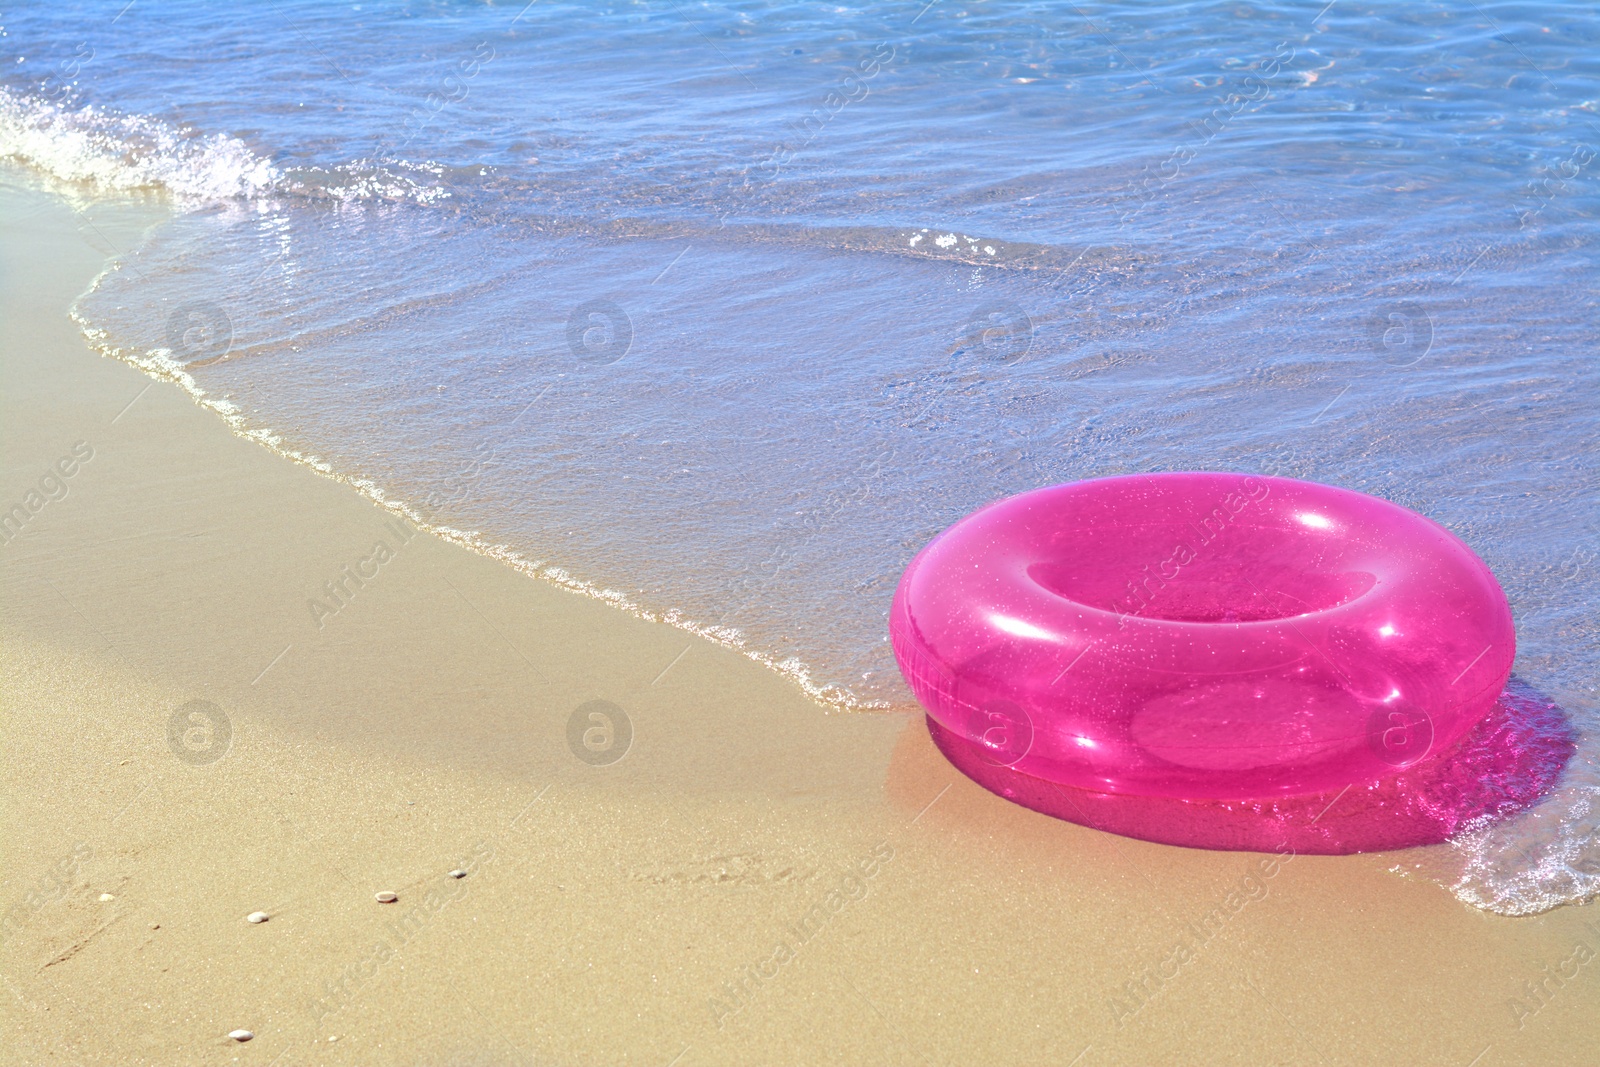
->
[2,0,1595,913]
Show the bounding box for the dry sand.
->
[2,175,1597,1065]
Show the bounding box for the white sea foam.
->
[0,87,278,202]
[1442,785,1600,915]
[0,89,454,208]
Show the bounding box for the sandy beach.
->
[3,176,1598,1065]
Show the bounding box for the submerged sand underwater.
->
[3,182,1599,1064]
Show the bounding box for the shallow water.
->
[2,0,1596,913]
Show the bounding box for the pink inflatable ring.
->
[890,473,1520,853]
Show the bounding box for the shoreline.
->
[69,236,892,715]
[4,174,1598,1065]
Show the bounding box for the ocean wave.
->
[0,88,459,208]
[2,88,1135,274]
[0,86,277,201]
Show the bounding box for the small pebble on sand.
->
[375,891,398,903]
[229,1029,253,1042]
[449,869,467,879]
[247,911,269,924]
[98,893,114,902]
[149,923,160,930]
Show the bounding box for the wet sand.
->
[2,175,1597,1065]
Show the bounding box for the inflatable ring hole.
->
[1028,524,1378,623]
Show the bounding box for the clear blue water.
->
[2,0,1596,913]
